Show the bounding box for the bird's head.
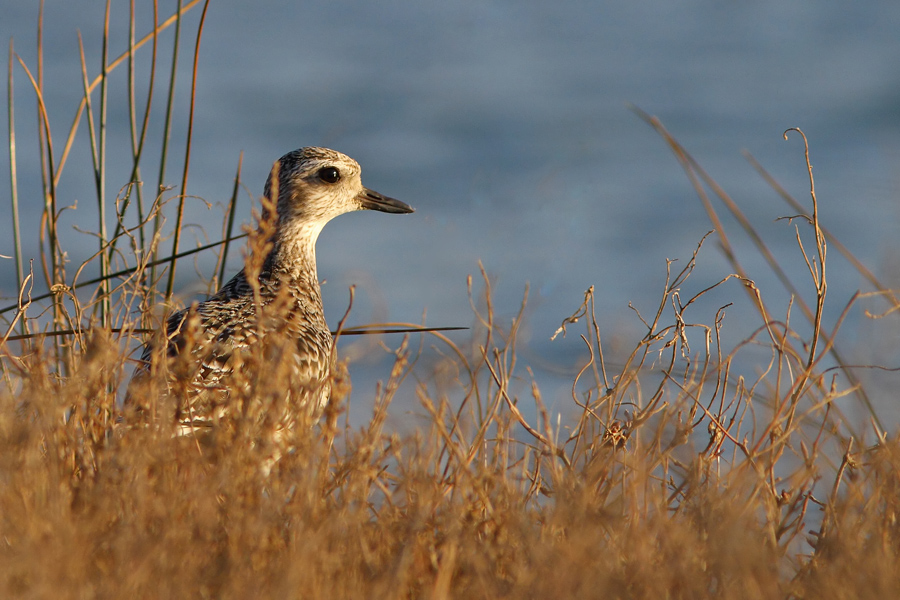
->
[263,147,413,233]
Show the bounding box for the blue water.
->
[3,1,900,426]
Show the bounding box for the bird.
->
[127,146,414,438]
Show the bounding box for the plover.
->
[128,147,413,435]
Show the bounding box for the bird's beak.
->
[358,188,414,214]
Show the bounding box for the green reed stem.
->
[94,1,111,326]
[151,0,184,289]
[216,152,243,288]
[54,0,202,188]
[111,0,158,259]
[165,0,210,300]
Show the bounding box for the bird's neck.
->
[261,221,327,309]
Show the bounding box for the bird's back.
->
[131,266,333,434]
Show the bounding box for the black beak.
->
[358,188,414,214]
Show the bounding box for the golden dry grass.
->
[2,250,899,598]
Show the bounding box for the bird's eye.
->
[317,166,341,183]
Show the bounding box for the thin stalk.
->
[111,0,156,257]
[165,0,211,300]
[216,152,243,287]
[77,32,108,327]
[128,0,146,251]
[32,0,66,366]
[783,128,829,430]
[744,150,900,310]
[7,41,23,297]
[34,0,48,233]
[15,56,59,314]
[632,106,875,436]
[53,0,202,186]
[0,233,248,316]
[121,0,140,247]
[151,0,185,288]
[96,0,111,326]
[77,34,100,204]
[2,325,464,344]
[32,1,54,293]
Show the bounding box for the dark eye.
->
[317,166,341,183]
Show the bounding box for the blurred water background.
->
[3,1,900,427]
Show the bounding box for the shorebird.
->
[128,147,413,436]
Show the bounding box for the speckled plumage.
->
[129,147,413,434]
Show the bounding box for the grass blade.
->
[7,41,23,296]
[215,152,243,288]
[151,0,185,288]
[165,0,211,300]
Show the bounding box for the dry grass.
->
[3,4,900,599]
